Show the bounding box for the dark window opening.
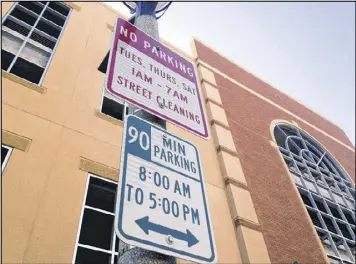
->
[329,205,342,219]
[85,177,117,213]
[337,222,352,239]
[101,97,127,121]
[30,31,55,49]
[43,9,65,27]
[36,19,60,38]
[293,138,304,150]
[3,18,30,37]
[323,216,337,234]
[273,127,287,148]
[11,6,37,26]
[347,242,355,255]
[1,49,15,71]
[1,147,10,165]
[78,209,114,250]
[98,51,109,74]
[307,209,322,228]
[314,199,327,213]
[48,2,70,16]
[280,125,298,137]
[300,192,313,207]
[18,1,44,15]
[9,57,44,84]
[288,142,299,156]
[75,246,111,264]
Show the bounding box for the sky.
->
[106,2,355,146]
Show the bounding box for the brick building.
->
[1,2,355,264]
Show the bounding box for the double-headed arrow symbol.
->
[135,216,199,247]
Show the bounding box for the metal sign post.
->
[115,115,217,263]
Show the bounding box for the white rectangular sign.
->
[105,18,209,139]
[115,115,217,263]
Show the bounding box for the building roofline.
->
[191,36,345,131]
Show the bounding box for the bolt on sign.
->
[115,115,217,263]
[105,18,209,139]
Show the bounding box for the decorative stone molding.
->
[197,65,217,86]
[206,102,229,128]
[2,71,47,94]
[64,2,81,11]
[1,130,32,152]
[94,109,124,126]
[201,82,223,106]
[234,217,262,233]
[235,225,270,264]
[218,150,246,184]
[193,63,271,263]
[79,157,119,181]
[211,124,237,154]
[226,184,259,224]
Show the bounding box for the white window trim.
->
[72,174,119,264]
[1,145,13,173]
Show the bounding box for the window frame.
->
[1,145,13,173]
[1,2,72,86]
[274,123,355,264]
[99,86,129,122]
[72,174,120,264]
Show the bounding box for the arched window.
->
[274,123,355,264]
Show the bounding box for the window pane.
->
[11,6,37,26]
[75,246,111,264]
[36,19,60,38]
[19,42,51,68]
[30,30,56,50]
[78,208,114,250]
[18,2,44,15]
[323,216,337,234]
[314,198,327,213]
[9,57,44,84]
[42,9,65,27]
[101,97,125,121]
[85,177,117,213]
[342,209,355,225]
[3,18,31,37]
[1,49,15,71]
[48,2,70,16]
[1,147,10,164]
[1,30,24,55]
[307,209,322,228]
[337,222,352,240]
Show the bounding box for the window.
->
[274,124,355,264]
[100,90,129,122]
[1,145,13,173]
[73,175,120,264]
[1,2,71,85]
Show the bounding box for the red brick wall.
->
[194,40,354,148]
[195,40,355,263]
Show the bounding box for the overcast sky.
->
[106,2,355,146]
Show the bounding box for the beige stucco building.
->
[1,2,355,264]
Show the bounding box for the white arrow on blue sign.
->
[115,115,217,263]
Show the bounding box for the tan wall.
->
[2,2,242,263]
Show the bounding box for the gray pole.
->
[118,3,175,264]
[127,14,166,129]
